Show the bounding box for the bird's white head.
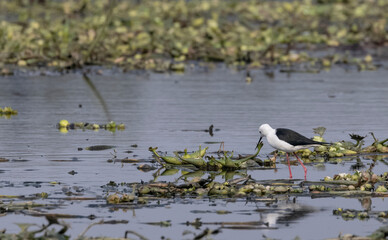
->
[256,123,274,149]
[259,123,274,138]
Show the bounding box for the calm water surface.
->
[0,66,388,239]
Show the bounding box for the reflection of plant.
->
[0,216,69,239]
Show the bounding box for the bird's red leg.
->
[286,153,292,179]
[294,152,307,180]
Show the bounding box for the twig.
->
[193,227,222,240]
[370,132,378,143]
[124,230,149,240]
[77,220,104,239]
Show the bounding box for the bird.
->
[258,123,331,179]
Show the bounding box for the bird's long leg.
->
[286,153,292,179]
[269,151,278,173]
[269,150,277,164]
[294,152,307,180]
[218,142,225,153]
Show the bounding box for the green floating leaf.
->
[149,147,183,165]
[175,152,206,168]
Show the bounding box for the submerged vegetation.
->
[0,0,387,73]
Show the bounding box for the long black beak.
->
[255,136,263,149]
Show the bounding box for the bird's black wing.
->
[276,128,323,146]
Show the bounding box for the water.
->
[1,66,388,239]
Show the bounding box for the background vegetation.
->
[0,0,387,71]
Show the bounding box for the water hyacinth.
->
[0,0,386,71]
[57,120,125,132]
[319,168,388,193]
[210,142,263,169]
[313,127,326,137]
[107,178,299,200]
[361,133,388,153]
[182,146,208,159]
[149,147,183,165]
[150,142,263,170]
[0,107,18,115]
[375,185,388,193]
[175,151,207,168]
[349,134,366,149]
[0,107,18,119]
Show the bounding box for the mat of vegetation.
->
[2,164,388,240]
[1,0,387,73]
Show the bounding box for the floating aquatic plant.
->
[57,120,125,132]
[149,142,263,170]
[0,107,18,115]
[149,147,184,165]
[173,145,209,168]
[0,107,18,119]
[361,133,388,153]
[175,151,207,168]
[208,142,264,170]
[313,127,326,137]
[106,177,302,201]
[182,146,208,159]
[333,208,369,221]
[0,0,386,71]
[319,167,388,193]
[349,134,366,148]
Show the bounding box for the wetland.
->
[1,0,388,239]
[1,66,388,239]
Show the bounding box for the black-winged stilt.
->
[258,123,330,179]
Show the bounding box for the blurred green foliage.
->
[0,0,387,70]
